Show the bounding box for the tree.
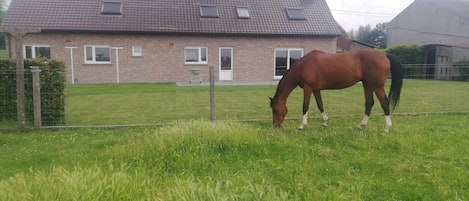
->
[352,23,388,49]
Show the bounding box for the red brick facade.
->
[14,33,337,83]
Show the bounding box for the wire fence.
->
[1,64,469,130]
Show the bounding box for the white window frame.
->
[184,47,208,65]
[132,45,142,57]
[84,45,111,64]
[23,45,51,59]
[274,48,304,79]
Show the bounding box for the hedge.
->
[0,58,66,126]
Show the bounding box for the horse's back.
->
[292,49,389,89]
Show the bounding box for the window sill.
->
[83,62,112,65]
[184,62,208,66]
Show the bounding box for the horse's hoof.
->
[297,126,304,130]
[356,124,365,130]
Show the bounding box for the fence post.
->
[209,65,215,121]
[0,26,41,130]
[31,66,42,128]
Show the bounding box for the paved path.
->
[176,80,279,86]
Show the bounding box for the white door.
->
[219,47,233,80]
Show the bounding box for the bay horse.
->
[269,49,403,132]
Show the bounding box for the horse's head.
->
[269,97,287,128]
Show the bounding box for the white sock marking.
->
[298,112,308,130]
[321,112,328,127]
[357,114,369,129]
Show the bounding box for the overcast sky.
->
[326,0,414,31]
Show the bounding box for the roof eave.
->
[39,29,342,37]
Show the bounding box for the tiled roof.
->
[1,0,342,36]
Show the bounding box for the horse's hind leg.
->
[357,84,374,129]
[313,90,328,127]
[375,88,392,132]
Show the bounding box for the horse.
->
[269,49,403,132]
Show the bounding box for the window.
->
[185,47,208,64]
[24,45,51,59]
[236,6,250,18]
[102,1,122,15]
[132,45,142,57]
[274,48,303,78]
[85,45,111,63]
[200,5,219,18]
[286,8,306,20]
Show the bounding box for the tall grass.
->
[1,115,468,200]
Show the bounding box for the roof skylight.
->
[200,5,219,18]
[102,1,122,15]
[286,8,306,20]
[236,6,250,18]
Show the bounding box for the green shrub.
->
[386,44,424,78]
[0,58,66,126]
[385,44,424,64]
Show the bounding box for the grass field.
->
[0,115,468,200]
[63,80,469,126]
[0,80,468,200]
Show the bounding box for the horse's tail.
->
[386,54,403,111]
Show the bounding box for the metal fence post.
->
[209,65,215,121]
[31,66,42,128]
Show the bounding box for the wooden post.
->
[31,66,42,128]
[209,65,216,121]
[0,26,41,129]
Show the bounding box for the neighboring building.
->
[1,0,342,84]
[337,36,375,52]
[387,0,469,79]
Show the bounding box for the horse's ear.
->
[268,96,273,101]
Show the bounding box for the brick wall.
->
[14,33,337,83]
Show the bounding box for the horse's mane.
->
[272,69,290,101]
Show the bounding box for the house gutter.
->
[38,29,342,38]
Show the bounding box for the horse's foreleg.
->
[358,86,374,129]
[313,90,328,127]
[298,89,312,130]
[375,89,392,133]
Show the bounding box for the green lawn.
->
[64,80,469,126]
[0,115,468,200]
[0,80,468,200]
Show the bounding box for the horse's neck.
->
[275,75,297,103]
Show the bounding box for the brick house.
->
[1,0,342,84]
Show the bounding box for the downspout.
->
[111,47,123,83]
[65,47,76,84]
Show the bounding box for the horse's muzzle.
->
[273,123,282,128]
